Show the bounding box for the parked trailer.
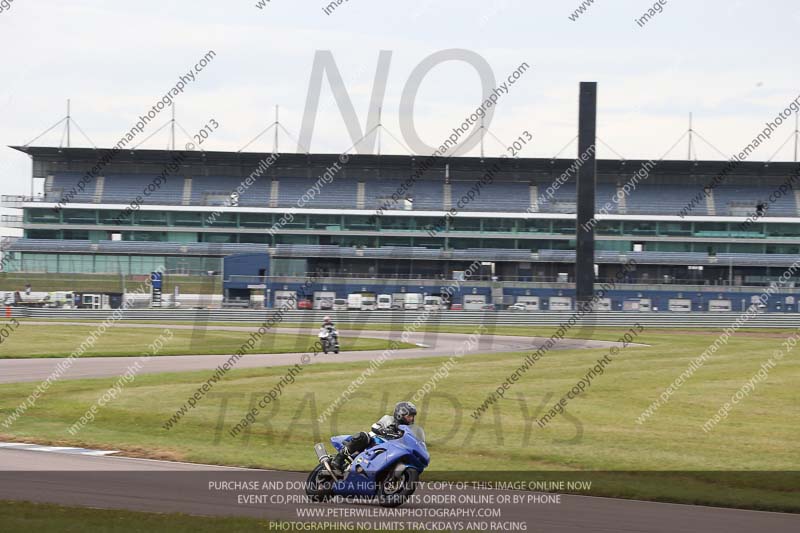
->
[10,291,50,307]
[313,291,336,310]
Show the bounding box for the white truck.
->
[404,293,422,310]
[377,294,392,310]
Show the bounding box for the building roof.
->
[10,145,800,181]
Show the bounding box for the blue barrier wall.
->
[264,279,798,312]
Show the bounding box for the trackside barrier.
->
[9,308,800,328]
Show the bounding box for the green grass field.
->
[0,500,355,533]
[12,318,668,341]
[0,324,798,511]
[0,324,412,358]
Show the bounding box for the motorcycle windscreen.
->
[403,424,425,443]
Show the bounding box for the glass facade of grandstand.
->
[3,147,800,288]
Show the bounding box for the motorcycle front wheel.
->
[377,468,419,507]
[305,464,335,502]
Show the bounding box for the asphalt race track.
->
[1,323,798,531]
[0,447,797,532]
[0,322,629,383]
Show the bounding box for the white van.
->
[424,296,443,310]
[361,293,377,311]
[347,293,362,310]
[377,294,392,310]
[404,293,422,310]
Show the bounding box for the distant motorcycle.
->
[305,424,429,507]
[318,328,340,354]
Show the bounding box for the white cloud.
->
[1,0,800,200]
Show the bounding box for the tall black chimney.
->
[576,82,597,305]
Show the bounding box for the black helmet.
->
[393,401,417,425]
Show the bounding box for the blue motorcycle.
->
[306,425,430,507]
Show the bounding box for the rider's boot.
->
[330,450,349,475]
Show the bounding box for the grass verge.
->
[0,324,412,358]
[0,500,351,532]
[0,326,798,511]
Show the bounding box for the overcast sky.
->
[2,0,800,237]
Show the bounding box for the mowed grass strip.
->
[13,318,658,342]
[0,324,411,358]
[0,500,365,533]
[0,327,798,510]
[16,317,800,340]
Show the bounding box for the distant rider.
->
[331,401,417,474]
[321,315,338,342]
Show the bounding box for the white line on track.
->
[0,442,119,456]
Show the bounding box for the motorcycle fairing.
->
[329,425,428,496]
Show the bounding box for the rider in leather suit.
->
[322,315,338,341]
[330,401,417,474]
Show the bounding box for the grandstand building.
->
[2,146,800,311]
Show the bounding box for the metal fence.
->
[8,308,800,328]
